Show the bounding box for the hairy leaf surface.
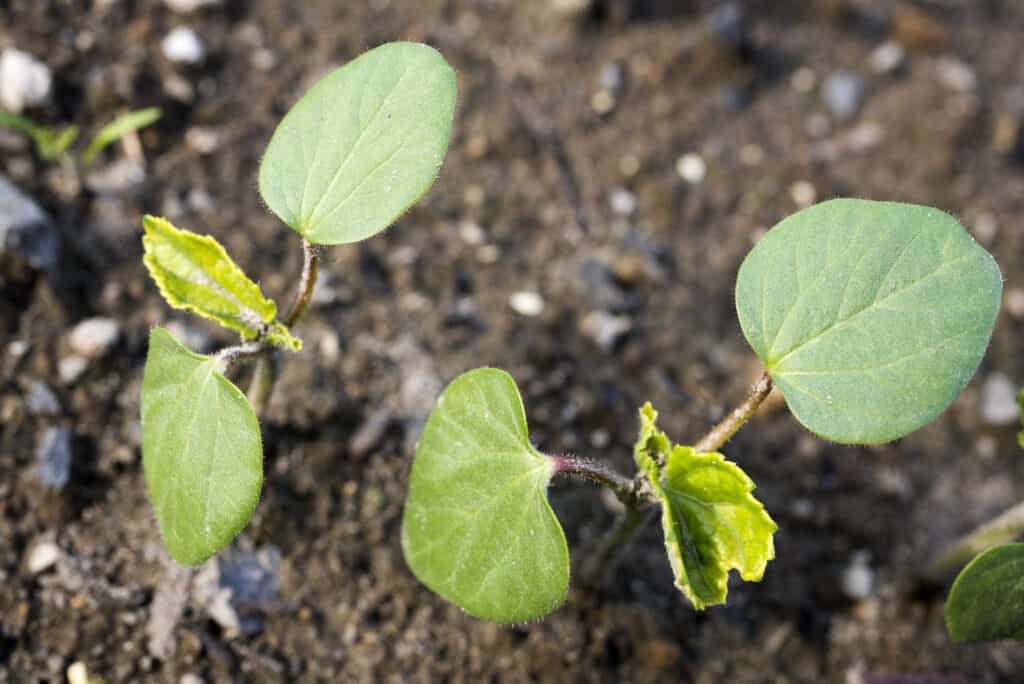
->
[946,543,1024,643]
[142,215,299,349]
[142,328,263,565]
[635,404,776,609]
[259,42,456,245]
[401,368,568,623]
[736,199,1001,443]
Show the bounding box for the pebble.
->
[0,175,59,273]
[581,310,632,352]
[179,675,205,684]
[84,159,146,194]
[790,67,816,94]
[509,291,545,317]
[349,409,393,459]
[980,373,1019,425]
[35,427,72,489]
[0,48,51,113]
[68,317,120,358]
[841,550,875,600]
[58,355,89,385]
[869,41,907,75]
[164,0,221,11]
[1004,288,1024,319]
[162,27,206,64]
[164,319,213,353]
[26,540,60,574]
[609,187,637,216]
[972,212,998,244]
[192,546,281,634]
[599,63,625,95]
[675,153,707,184]
[551,0,591,16]
[822,71,866,120]
[936,56,976,92]
[705,2,750,54]
[789,180,817,207]
[26,381,60,416]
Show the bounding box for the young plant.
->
[140,42,456,565]
[401,199,1002,623]
[0,107,161,164]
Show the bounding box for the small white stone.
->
[458,220,485,245]
[789,180,816,207]
[509,291,544,317]
[162,27,206,64]
[66,662,89,684]
[973,212,998,244]
[58,355,88,384]
[609,187,638,216]
[841,550,875,600]
[1004,288,1024,320]
[164,0,221,12]
[675,153,707,184]
[790,67,816,94]
[869,41,906,75]
[980,373,1019,425]
[68,317,120,358]
[0,48,52,113]
[936,56,976,92]
[26,541,60,574]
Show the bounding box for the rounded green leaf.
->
[946,543,1024,643]
[258,42,456,245]
[142,328,263,565]
[736,199,1001,444]
[401,368,569,623]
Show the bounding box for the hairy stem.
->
[551,455,653,509]
[694,371,773,453]
[580,505,649,590]
[284,240,319,327]
[927,500,1024,579]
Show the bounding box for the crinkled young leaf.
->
[142,327,263,565]
[401,368,568,623]
[258,41,456,246]
[946,543,1024,643]
[635,404,776,609]
[142,215,300,350]
[736,199,1001,444]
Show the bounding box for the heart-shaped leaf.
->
[142,215,300,350]
[259,42,456,246]
[401,368,568,623]
[736,199,1001,444]
[635,404,776,609]
[142,327,263,565]
[946,543,1024,643]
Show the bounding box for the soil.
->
[3,1,1024,682]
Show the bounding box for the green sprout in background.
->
[140,42,456,565]
[0,107,161,164]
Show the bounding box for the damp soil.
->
[4,1,1024,682]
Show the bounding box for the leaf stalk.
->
[694,371,773,453]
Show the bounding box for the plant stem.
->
[284,239,319,327]
[927,500,1024,579]
[693,371,773,453]
[580,505,649,590]
[550,455,653,509]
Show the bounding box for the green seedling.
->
[140,42,456,565]
[402,199,1002,623]
[0,107,160,164]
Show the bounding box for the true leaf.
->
[401,368,569,623]
[945,543,1024,643]
[142,215,300,350]
[81,107,161,165]
[258,41,456,246]
[141,327,263,565]
[736,199,1001,444]
[635,404,776,609]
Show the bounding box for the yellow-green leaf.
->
[141,215,300,350]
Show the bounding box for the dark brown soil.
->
[4,1,1024,682]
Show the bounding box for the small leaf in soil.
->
[945,543,1024,643]
[142,215,300,350]
[736,199,1001,444]
[258,41,457,246]
[81,106,161,165]
[635,404,776,609]
[142,327,263,565]
[401,368,569,623]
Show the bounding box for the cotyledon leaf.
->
[945,543,1024,643]
[635,404,776,609]
[736,199,1001,444]
[401,368,569,623]
[142,327,263,565]
[258,41,457,246]
[142,215,300,350]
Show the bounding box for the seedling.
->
[401,199,1002,623]
[0,107,161,164]
[140,42,456,565]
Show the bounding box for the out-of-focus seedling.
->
[140,42,456,565]
[0,107,160,164]
[402,199,1002,623]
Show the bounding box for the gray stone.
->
[350,409,394,459]
[980,372,1019,425]
[26,381,60,416]
[35,427,71,489]
[609,187,637,216]
[26,540,60,574]
[0,175,59,273]
[192,546,281,635]
[0,48,51,113]
[822,71,867,120]
[580,310,632,352]
[841,550,875,600]
[68,317,120,358]
[58,355,88,385]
